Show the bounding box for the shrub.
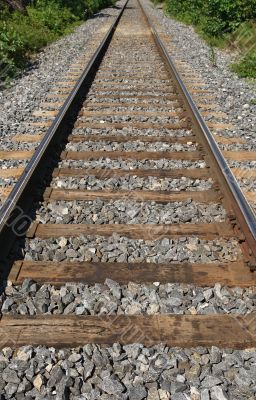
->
[164,0,256,77]
[165,0,256,38]
[29,1,79,34]
[7,10,54,51]
[0,0,115,81]
[0,22,25,77]
[231,51,256,78]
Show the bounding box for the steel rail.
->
[139,0,256,266]
[0,0,128,263]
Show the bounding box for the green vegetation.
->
[229,21,256,78]
[231,51,256,78]
[0,0,114,80]
[159,0,256,78]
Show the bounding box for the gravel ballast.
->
[36,200,226,224]
[0,344,255,399]
[71,127,194,137]
[13,235,240,263]
[65,141,197,152]
[60,159,206,170]
[51,176,213,191]
[2,280,255,316]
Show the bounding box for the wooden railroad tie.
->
[0,314,255,349]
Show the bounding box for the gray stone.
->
[0,377,5,392]
[171,394,187,400]
[84,360,94,380]
[237,367,253,386]
[68,353,82,363]
[15,394,26,400]
[2,367,20,384]
[92,348,108,367]
[167,297,182,307]
[25,364,35,381]
[201,376,222,388]
[212,361,228,375]
[143,368,160,382]
[21,279,34,293]
[0,361,7,371]
[5,382,18,397]
[128,385,147,400]
[147,387,160,400]
[199,365,211,381]
[17,303,28,315]
[62,292,75,305]
[26,298,37,314]
[9,360,28,373]
[2,297,14,312]
[66,249,78,258]
[105,278,121,299]
[101,376,125,395]
[153,354,170,369]
[160,380,172,392]
[64,302,76,314]
[55,376,69,399]
[47,365,65,388]
[210,347,222,364]
[200,389,210,400]
[83,344,94,357]
[17,378,32,393]
[211,386,228,400]
[35,299,48,313]
[171,382,188,393]
[203,289,213,301]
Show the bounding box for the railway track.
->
[0,0,256,363]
